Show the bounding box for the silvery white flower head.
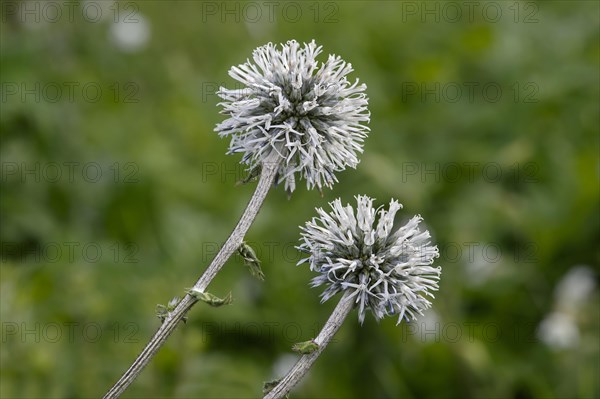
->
[298,195,441,324]
[215,40,370,193]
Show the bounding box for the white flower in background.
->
[215,40,370,193]
[554,265,596,312]
[537,312,579,350]
[109,14,151,53]
[537,265,596,350]
[298,195,441,324]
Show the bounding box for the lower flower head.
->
[298,195,441,324]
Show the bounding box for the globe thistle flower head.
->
[215,40,370,193]
[298,195,441,324]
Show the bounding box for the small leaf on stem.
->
[292,339,320,354]
[155,304,168,323]
[238,241,265,281]
[156,296,186,323]
[187,288,233,307]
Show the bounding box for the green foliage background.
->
[1,1,598,398]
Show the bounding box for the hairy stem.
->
[264,292,354,399]
[103,158,280,399]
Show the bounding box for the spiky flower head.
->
[215,40,370,193]
[298,195,441,324]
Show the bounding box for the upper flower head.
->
[298,195,441,324]
[215,40,370,193]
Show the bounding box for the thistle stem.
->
[264,292,354,399]
[103,158,280,399]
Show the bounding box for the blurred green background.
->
[1,1,599,398]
